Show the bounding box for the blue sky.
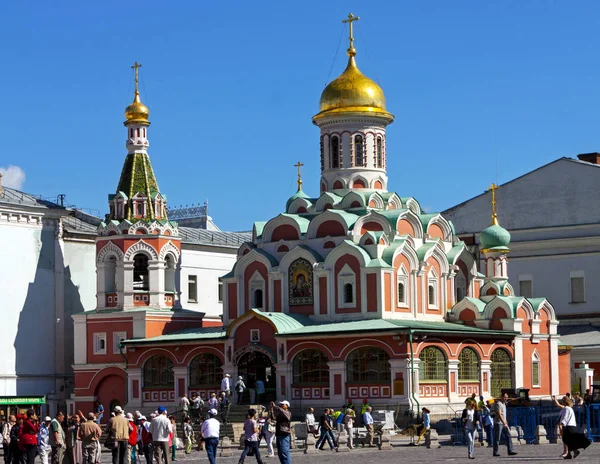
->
[1,1,600,231]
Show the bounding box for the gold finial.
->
[294,161,304,191]
[487,183,499,226]
[342,13,360,57]
[131,61,142,97]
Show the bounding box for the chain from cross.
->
[294,161,304,191]
[131,61,142,93]
[342,13,360,51]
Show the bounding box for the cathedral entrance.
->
[236,351,276,404]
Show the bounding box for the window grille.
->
[490,348,512,398]
[419,346,447,381]
[189,353,223,387]
[458,347,480,382]
[346,347,391,383]
[292,349,329,385]
[143,356,174,388]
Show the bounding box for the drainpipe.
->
[409,331,420,417]
[119,343,129,405]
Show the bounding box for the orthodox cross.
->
[487,183,499,224]
[294,161,304,191]
[342,13,360,52]
[131,61,142,94]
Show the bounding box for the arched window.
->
[354,135,364,166]
[456,270,467,302]
[346,347,390,383]
[344,283,354,304]
[165,254,176,293]
[133,254,149,291]
[320,136,325,170]
[143,355,174,388]
[254,289,263,309]
[419,346,447,382]
[331,136,339,169]
[104,256,117,293]
[532,351,540,387]
[189,353,223,387]
[397,282,405,304]
[458,347,480,382]
[428,285,435,305]
[376,136,383,168]
[428,268,438,307]
[292,349,329,385]
[136,202,144,217]
[490,348,513,397]
[397,266,408,306]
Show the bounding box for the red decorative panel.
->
[419,384,447,397]
[334,374,342,395]
[458,383,480,397]
[134,293,150,306]
[133,380,139,399]
[106,293,118,307]
[319,277,328,315]
[346,384,391,399]
[289,386,329,399]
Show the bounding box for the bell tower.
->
[312,13,394,194]
[96,62,181,311]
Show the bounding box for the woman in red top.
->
[21,409,40,464]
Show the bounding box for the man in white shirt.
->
[492,393,516,457]
[221,374,231,397]
[362,406,374,447]
[201,409,220,464]
[149,407,172,464]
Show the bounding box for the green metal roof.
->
[381,239,407,266]
[280,214,311,233]
[286,189,311,210]
[255,249,278,267]
[366,258,390,268]
[324,210,359,229]
[451,297,487,314]
[254,221,267,238]
[527,298,547,312]
[122,326,227,345]
[375,209,407,229]
[487,296,524,317]
[295,245,323,263]
[446,244,466,265]
[416,242,437,261]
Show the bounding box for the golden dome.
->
[314,50,394,122]
[124,91,150,125]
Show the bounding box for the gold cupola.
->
[313,14,394,123]
[124,62,150,126]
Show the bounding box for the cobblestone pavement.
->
[105,442,599,464]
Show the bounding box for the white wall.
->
[179,246,238,321]
[0,218,56,396]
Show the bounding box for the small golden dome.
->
[314,51,393,122]
[124,92,150,125]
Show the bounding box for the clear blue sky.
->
[1,1,600,231]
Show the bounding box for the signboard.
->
[0,396,46,405]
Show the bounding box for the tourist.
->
[462,401,478,459]
[315,408,334,450]
[108,406,131,464]
[235,376,247,405]
[343,399,355,412]
[260,407,275,458]
[191,394,204,423]
[305,408,317,438]
[2,415,15,464]
[138,417,152,464]
[21,409,40,464]
[255,379,265,404]
[208,393,219,411]
[416,407,431,448]
[492,393,517,457]
[94,402,104,425]
[270,401,291,464]
[148,407,171,464]
[183,418,193,454]
[343,408,355,449]
[126,414,137,464]
[179,394,190,419]
[38,417,52,464]
[67,413,82,464]
[248,377,257,404]
[50,412,66,464]
[168,416,177,462]
[573,392,584,407]
[555,395,591,459]
[238,408,263,464]
[362,406,374,447]
[201,409,220,464]
[583,389,592,405]
[482,401,494,448]
[219,392,229,424]
[78,413,101,464]
[221,374,231,397]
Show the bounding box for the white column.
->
[128,370,143,408]
[173,366,189,399]
[327,361,345,405]
[480,360,492,398]
[447,360,459,402]
[122,261,134,308]
[149,260,165,307]
[97,262,106,308]
[549,337,560,395]
[274,363,291,401]
[514,336,524,388]
[389,358,408,400]
[73,315,87,365]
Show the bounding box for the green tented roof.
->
[366,258,390,268]
[454,297,487,313]
[280,214,311,233]
[446,244,466,265]
[254,221,267,238]
[381,239,407,266]
[488,296,524,317]
[375,209,407,229]
[416,242,437,261]
[286,189,311,210]
[324,210,359,229]
[527,298,547,313]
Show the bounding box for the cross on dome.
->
[131,61,142,95]
[342,13,360,56]
[487,183,499,226]
[294,161,304,191]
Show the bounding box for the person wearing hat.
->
[78,413,101,464]
[108,406,132,464]
[66,413,83,464]
[125,413,138,464]
[138,416,152,464]
[21,409,40,464]
[2,415,16,464]
[221,374,231,397]
[235,376,247,405]
[269,401,291,464]
[38,416,53,464]
[148,407,172,464]
[201,409,220,464]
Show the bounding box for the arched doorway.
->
[236,350,276,402]
[490,348,513,398]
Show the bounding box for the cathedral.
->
[72,15,570,418]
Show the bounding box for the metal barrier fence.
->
[507,405,600,443]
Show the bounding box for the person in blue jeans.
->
[493,393,517,457]
[201,409,221,464]
[315,409,336,450]
[270,400,291,464]
[482,401,494,448]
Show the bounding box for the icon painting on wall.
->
[289,258,313,305]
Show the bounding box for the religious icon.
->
[251,329,260,343]
[289,258,313,306]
